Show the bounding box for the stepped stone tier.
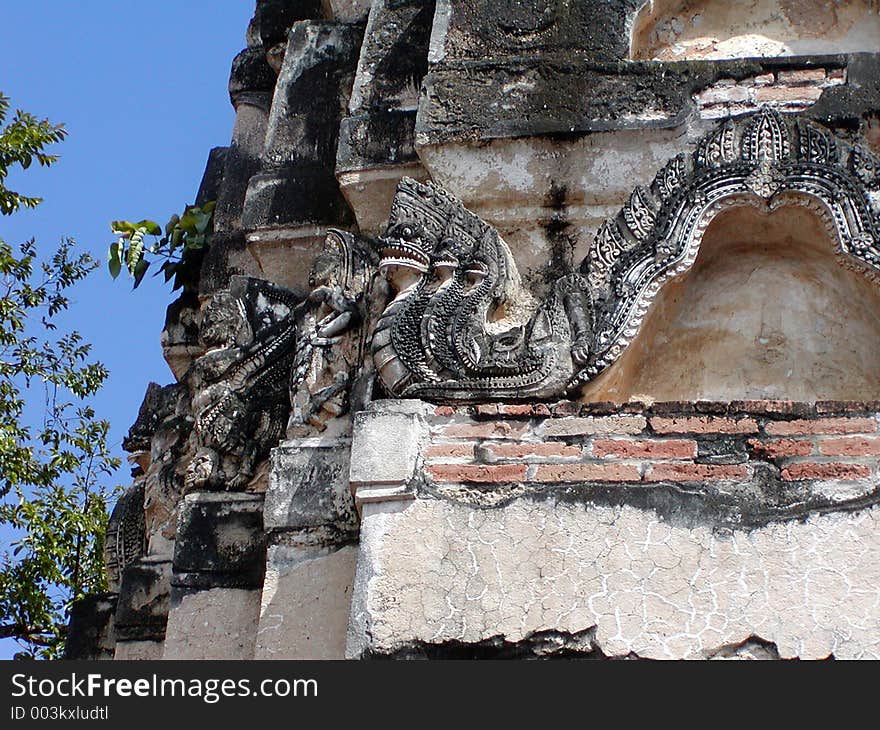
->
[66,0,880,659]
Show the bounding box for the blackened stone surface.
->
[243,161,354,228]
[363,627,606,659]
[172,493,266,589]
[195,146,228,207]
[336,0,434,173]
[337,110,420,172]
[105,481,146,592]
[123,382,173,454]
[257,0,325,49]
[418,55,867,144]
[242,21,364,229]
[63,593,117,660]
[434,0,642,63]
[162,288,202,367]
[114,557,171,642]
[228,47,278,107]
[199,230,257,294]
[265,442,358,540]
[806,54,880,131]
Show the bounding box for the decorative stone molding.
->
[577,108,880,385]
[371,108,880,402]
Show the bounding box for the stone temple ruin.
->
[64,0,880,660]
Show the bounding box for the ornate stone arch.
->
[371,108,880,402]
[576,108,880,387]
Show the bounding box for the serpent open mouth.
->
[378,237,431,273]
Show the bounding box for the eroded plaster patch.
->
[355,497,880,659]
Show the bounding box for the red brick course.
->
[481,442,582,460]
[765,418,877,436]
[644,463,750,482]
[427,464,527,484]
[425,443,476,460]
[650,416,758,434]
[747,438,813,458]
[424,402,880,489]
[777,68,827,85]
[818,437,880,457]
[441,421,528,439]
[533,464,641,483]
[543,416,647,437]
[755,85,823,104]
[591,438,696,459]
[781,463,872,482]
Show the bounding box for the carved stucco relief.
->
[370,108,880,402]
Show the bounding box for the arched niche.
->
[630,0,880,61]
[575,107,880,402]
[581,199,880,402]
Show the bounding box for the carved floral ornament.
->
[371,108,880,402]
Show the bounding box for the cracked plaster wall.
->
[350,496,880,659]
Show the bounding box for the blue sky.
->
[1,1,256,658]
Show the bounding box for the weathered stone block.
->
[164,587,262,660]
[173,492,266,589]
[349,400,431,487]
[265,439,358,536]
[348,496,880,659]
[114,556,171,644]
[242,21,363,231]
[63,593,117,660]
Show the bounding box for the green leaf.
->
[164,214,180,236]
[132,257,150,289]
[107,242,121,279]
[135,219,161,236]
[109,220,136,234]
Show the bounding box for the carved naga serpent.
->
[370,178,594,401]
[371,109,880,402]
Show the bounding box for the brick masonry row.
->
[692,66,845,118]
[424,402,880,487]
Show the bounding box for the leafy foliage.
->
[109,201,214,289]
[0,93,67,215]
[0,94,120,659]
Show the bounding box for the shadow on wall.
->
[581,201,880,402]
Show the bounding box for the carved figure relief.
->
[287,229,377,436]
[185,276,301,491]
[104,481,146,592]
[372,108,880,401]
[106,381,190,568]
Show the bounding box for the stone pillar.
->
[199,47,275,294]
[243,20,364,294]
[255,436,359,659]
[113,557,172,660]
[345,400,432,658]
[336,0,434,235]
[162,493,266,660]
